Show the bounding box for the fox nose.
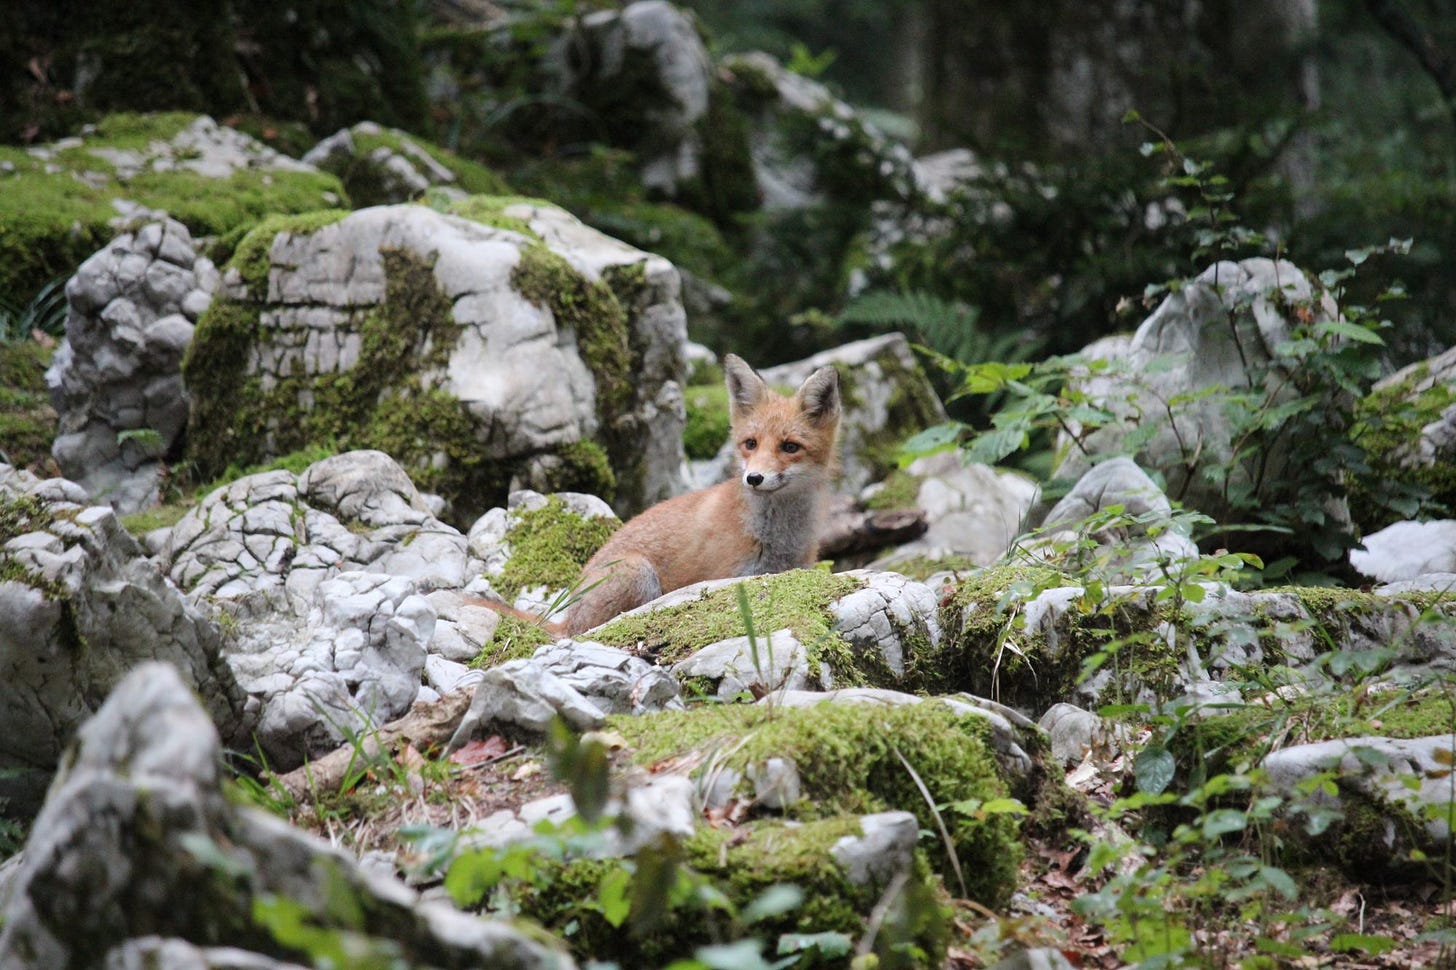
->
[745,472,764,488]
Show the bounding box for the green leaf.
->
[1259,865,1299,900]
[897,422,962,464]
[778,931,853,958]
[695,940,776,970]
[1134,746,1176,796]
[1201,808,1247,840]
[596,865,632,928]
[742,885,803,925]
[1315,319,1385,345]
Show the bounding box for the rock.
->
[0,662,576,969]
[1039,702,1131,767]
[0,464,250,812]
[184,200,687,525]
[1263,734,1456,874]
[721,51,917,212]
[672,628,824,699]
[1351,520,1456,584]
[468,489,620,613]
[1057,258,1342,527]
[302,121,506,207]
[158,451,471,768]
[3,115,341,334]
[448,643,681,749]
[46,218,218,512]
[987,948,1078,970]
[542,0,713,196]
[829,568,943,679]
[1034,457,1199,581]
[870,450,1039,567]
[829,811,920,886]
[1355,344,1456,522]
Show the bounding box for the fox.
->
[474,354,841,638]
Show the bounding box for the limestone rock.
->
[0,662,576,970]
[1034,457,1199,581]
[185,201,686,524]
[1057,258,1342,526]
[0,464,249,813]
[46,218,218,512]
[871,450,1039,567]
[1351,520,1456,584]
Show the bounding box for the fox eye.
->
[742,437,758,451]
[780,441,801,454]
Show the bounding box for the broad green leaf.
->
[742,884,803,925]
[596,866,632,928]
[1201,808,1247,840]
[1134,746,1176,795]
[778,932,853,958]
[1315,319,1385,345]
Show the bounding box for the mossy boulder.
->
[469,490,621,612]
[0,339,58,476]
[302,121,510,207]
[0,113,345,302]
[610,699,1022,910]
[183,198,687,527]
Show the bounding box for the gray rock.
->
[1264,734,1456,864]
[46,218,218,512]
[1351,520,1456,583]
[746,757,801,810]
[870,451,1039,568]
[1034,457,1199,581]
[1039,702,1130,767]
[303,121,463,204]
[0,465,249,812]
[672,629,823,699]
[830,568,942,679]
[544,1,712,196]
[1057,258,1344,525]
[829,811,920,887]
[0,662,576,970]
[1367,344,1456,476]
[193,201,686,520]
[987,948,1078,970]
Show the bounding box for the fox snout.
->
[743,468,784,491]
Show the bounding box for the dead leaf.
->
[449,735,509,767]
[511,760,542,781]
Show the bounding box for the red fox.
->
[563,354,841,634]
[475,355,841,638]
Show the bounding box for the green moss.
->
[678,78,761,225]
[591,568,883,685]
[682,384,731,460]
[467,615,553,669]
[119,503,191,538]
[0,492,54,544]
[846,349,946,482]
[863,469,923,511]
[0,118,347,300]
[541,440,616,499]
[873,555,980,582]
[0,340,57,474]
[934,564,1180,704]
[493,496,620,602]
[609,700,1021,907]
[441,193,552,236]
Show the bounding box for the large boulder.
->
[159,451,469,768]
[46,218,218,512]
[1057,258,1341,528]
[302,121,510,206]
[1353,344,1456,526]
[183,199,688,525]
[0,662,576,969]
[0,464,250,813]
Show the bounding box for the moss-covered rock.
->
[591,568,865,676]
[303,122,510,207]
[0,114,345,300]
[183,200,687,526]
[610,699,1022,908]
[480,494,621,605]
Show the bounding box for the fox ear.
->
[724,354,768,419]
[796,365,840,425]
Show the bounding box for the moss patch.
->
[591,568,865,677]
[609,700,1022,907]
[333,127,509,207]
[492,496,620,603]
[0,339,57,475]
[0,113,346,299]
[682,383,731,460]
[467,615,554,670]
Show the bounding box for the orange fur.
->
[563,355,841,635]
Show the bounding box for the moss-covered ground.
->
[491,496,620,603]
[0,339,57,476]
[590,568,868,679]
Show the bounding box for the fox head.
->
[722,354,841,495]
